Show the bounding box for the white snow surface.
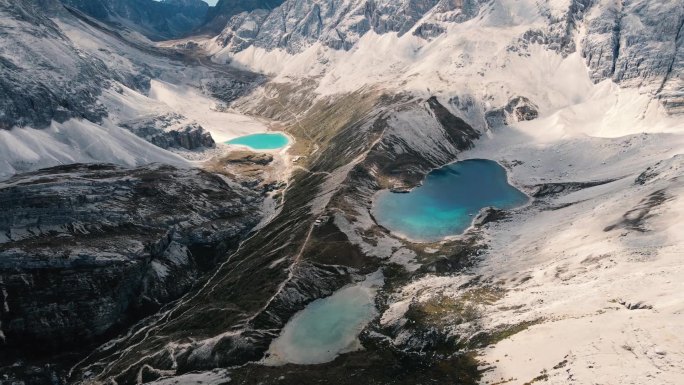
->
[147,80,268,143]
[210,0,683,137]
[463,132,684,384]
[146,369,232,385]
[380,126,684,384]
[0,9,272,181]
[0,118,188,180]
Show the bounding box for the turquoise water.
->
[225,133,289,150]
[267,275,380,364]
[372,159,528,242]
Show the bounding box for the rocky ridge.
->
[120,113,216,150]
[210,0,682,114]
[66,89,483,385]
[60,0,210,40]
[0,163,264,359]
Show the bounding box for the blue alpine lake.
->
[372,159,528,242]
[225,133,289,150]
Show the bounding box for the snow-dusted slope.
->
[0,118,189,180]
[205,0,682,117]
[0,0,269,180]
[186,1,684,384]
[0,0,109,129]
[378,123,684,384]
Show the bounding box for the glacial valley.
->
[0,0,682,384]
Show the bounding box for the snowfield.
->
[0,118,189,180]
[147,79,269,143]
[472,130,683,384]
[379,124,684,384]
[0,3,271,181]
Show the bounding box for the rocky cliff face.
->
[0,163,263,358]
[203,0,285,35]
[0,0,110,130]
[484,96,539,130]
[216,0,487,53]
[212,0,682,114]
[60,0,209,40]
[121,113,216,150]
[581,0,684,113]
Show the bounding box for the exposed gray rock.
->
[619,300,653,310]
[532,179,617,198]
[201,75,262,103]
[216,0,487,54]
[580,0,684,113]
[0,163,263,356]
[120,113,216,150]
[0,0,110,129]
[634,154,684,185]
[485,96,539,130]
[413,22,446,40]
[215,9,270,52]
[203,0,285,35]
[473,207,509,227]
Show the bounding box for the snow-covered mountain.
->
[1,0,683,384]
[60,0,210,40]
[0,0,266,179]
[202,0,286,34]
[205,0,683,115]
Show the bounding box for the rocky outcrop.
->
[484,96,539,130]
[216,0,487,53]
[473,207,509,227]
[580,0,684,113]
[203,0,285,35]
[121,113,216,150]
[532,179,617,198]
[169,124,216,149]
[0,0,110,129]
[0,164,263,357]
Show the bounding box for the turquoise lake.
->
[372,159,528,242]
[267,274,381,364]
[225,133,289,150]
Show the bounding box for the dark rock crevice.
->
[532,178,619,198]
[603,189,670,232]
[610,0,624,77]
[656,15,684,95]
